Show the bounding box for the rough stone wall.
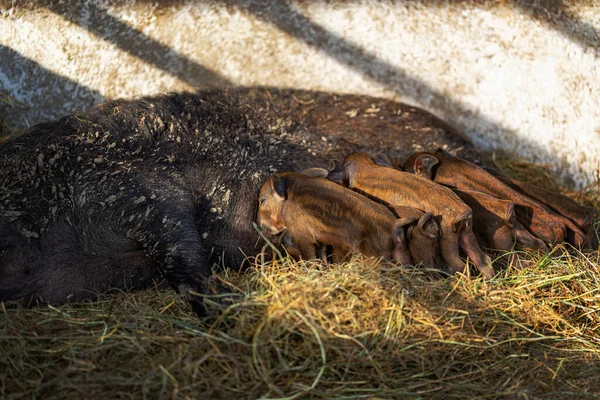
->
[1,0,599,188]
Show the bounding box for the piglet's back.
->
[345,155,471,219]
[427,153,552,212]
[281,172,396,223]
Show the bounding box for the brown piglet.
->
[404,151,591,250]
[256,171,413,264]
[335,153,494,279]
[295,167,442,267]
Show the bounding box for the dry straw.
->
[2,155,600,399]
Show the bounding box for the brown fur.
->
[452,189,515,251]
[340,153,494,279]
[452,189,547,252]
[498,176,596,248]
[256,172,412,264]
[390,206,443,269]
[278,230,350,264]
[404,151,592,250]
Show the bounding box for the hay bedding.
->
[2,88,600,399]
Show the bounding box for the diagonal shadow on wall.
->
[43,1,231,89]
[0,45,105,133]
[509,0,599,56]
[232,0,599,61]
[235,0,500,131]
[130,0,597,59]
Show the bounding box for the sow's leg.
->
[0,174,215,317]
[117,175,216,317]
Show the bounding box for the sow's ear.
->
[326,159,346,184]
[301,167,329,178]
[412,154,439,180]
[371,153,393,168]
[271,174,288,201]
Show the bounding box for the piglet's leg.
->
[292,232,320,261]
[438,224,467,275]
[563,218,592,250]
[513,220,548,252]
[458,220,494,280]
[455,216,494,279]
[583,224,598,250]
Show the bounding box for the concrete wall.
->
[1,0,599,188]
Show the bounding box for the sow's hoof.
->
[181,276,243,318]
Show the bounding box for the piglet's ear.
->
[503,201,516,229]
[393,221,408,244]
[392,222,412,265]
[418,212,439,239]
[413,154,439,180]
[271,175,287,201]
[327,160,346,184]
[371,153,393,168]
[301,167,329,178]
[395,215,419,227]
[327,159,339,172]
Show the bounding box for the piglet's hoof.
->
[478,265,495,280]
